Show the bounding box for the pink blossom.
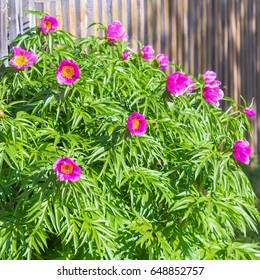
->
[127,112,147,136]
[10,47,37,69]
[203,84,224,107]
[166,72,195,96]
[207,79,222,87]
[40,15,58,34]
[156,53,169,69]
[202,70,224,106]
[106,21,128,43]
[203,70,217,84]
[56,59,80,84]
[122,51,129,60]
[141,45,154,60]
[244,108,256,117]
[203,70,221,87]
[233,140,251,165]
[53,157,82,181]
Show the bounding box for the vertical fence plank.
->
[78,0,87,38]
[156,0,161,53]
[160,0,164,54]
[196,0,201,74]
[163,0,169,54]
[146,0,153,48]
[246,0,251,101]
[201,0,207,71]
[141,0,146,45]
[240,0,246,98]
[101,0,108,28]
[50,1,56,16]
[188,0,194,75]
[235,0,241,100]
[230,0,237,102]
[214,0,219,75]
[0,0,8,58]
[27,0,36,28]
[75,0,82,38]
[131,0,138,51]
[106,0,112,24]
[111,0,119,21]
[85,0,93,36]
[44,0,50,15]
[168,0,174,67]
[138,0,145,46]
[250,0,257,158]
[121,0,128,43]
[252,0,256,102]
[224,0,229,93]
[207,0,212,70]
[245,0,250,103]
[68,0,77,37]
[182,0,188,72]
[176,0,182,66]
[163,0,170,74]
[9,0,21,41]
[55,0,64,31]
[256,0,260,156]
[62,0,69,32]
[92,0,99,36]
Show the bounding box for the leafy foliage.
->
[0,16,259,260]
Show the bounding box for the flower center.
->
[43,20,52,30]
[14,55,28,67]
[132,118,140,130]
[60,163,74,174]
[61,65,75,79]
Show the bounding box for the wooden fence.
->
[1,0,260,158]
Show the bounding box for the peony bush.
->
[0,10,259,260]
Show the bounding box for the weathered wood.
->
[9,0,20,41]
[256,0,260,154]
[0,0,8,58]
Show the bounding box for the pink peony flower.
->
[141,45,154,60]
[106,21,128,43]
[156,53,169,69]
[56,59,80,84]
[10,47,37,69]
[233,140,251,164]
[207,79,222,87]
[122,51,129,60]
[127,112,147,136]
[202,70,224,106]
[40,15,58,34]
[166,72,195,96]
[203,70,217,84]
[203,84,224,107]
[53,157,82,181]
[244,108,256,117]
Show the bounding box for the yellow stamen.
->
[43,20,52,30]
[61,65,75,79]
[61,163,74,174]
[14,55,28,67]
[132,118,140,130]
